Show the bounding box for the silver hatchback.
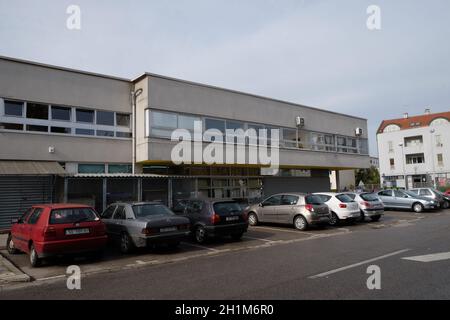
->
[245,193,330,231]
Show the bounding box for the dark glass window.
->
[113,206,126,220]
[49,208,98,225]
[205,118,226,133]
[76,109,94,123]
[51,106,71,121]
[262,195,282,206]
[4,100,24,116]
[51,127,71,134]
[116,113,130,127]
[27,208,43,225]
[336,194,354,203]
[116,132,132,138]
[0,123,23,130]
[101,205,117,219]
[108,164,132,174]
[26,125,48,132]
[97,130,114,137]
[78,164,105,174]
[96,111,115,126]
[75,128,95,136]
[26,103,48,120]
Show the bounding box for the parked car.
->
[343,192,384,222]
[173,199,248,243]
[101,202,190,253]
[409,188,449,209]
[445,189,450,196]
[244,193,330,231]
[377,189,439,213]
[7,204,107,267]
[314,192,360,226]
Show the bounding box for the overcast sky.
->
[1,0,449,156]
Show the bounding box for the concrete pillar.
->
[335,170,341,191]
[168,178,173,208]
[63,177,68,203]
[102,178,107,212]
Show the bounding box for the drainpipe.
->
[131,88,143,175]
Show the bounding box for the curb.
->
[0,253,31,284]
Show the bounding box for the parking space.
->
[1,209,448,283]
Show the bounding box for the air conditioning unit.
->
[295,116,305,128]
[355,127,363,136]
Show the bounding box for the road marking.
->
[181,242,220,252]
[402,252,450,263]
[243,236,275,243]
[309,249,411,279]
[251,226,317,236]
[36,275,66,281]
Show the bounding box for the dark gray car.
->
[101,202,190,253]
[172,199,248,244]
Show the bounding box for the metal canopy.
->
[0,161,67,175]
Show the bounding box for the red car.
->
[6,204,107,267]
[445,189,450,196]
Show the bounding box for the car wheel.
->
[195,226,207,244]
[119,232,134,254]
[443,201,450,209]
[370,215,381,222]
[29,244,41,268]
[413,203,424,213]
[329,212,340,226]
[231,232,244,241]
[7,234,19,254]
[248,212,258,226]
[294,215,308,231]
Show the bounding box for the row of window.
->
[389,153,444,169]
[78,164,132,174]
[145,109,369,154]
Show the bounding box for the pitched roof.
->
[377,111,450,133]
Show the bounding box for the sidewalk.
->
[0,234,30,284]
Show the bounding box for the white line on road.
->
[251,226,317,236]
[309,249,411,279]
[181,242,220,252]
[402,252,450,263]
[243,236,275,243]
[36,275,66,281]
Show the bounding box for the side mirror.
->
[259,203,264,207]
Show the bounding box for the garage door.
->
[0,176,53,230]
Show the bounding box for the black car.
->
[172,199,248,244]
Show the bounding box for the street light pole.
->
[399,143,406,188]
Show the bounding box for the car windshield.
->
[49,208,99,224]
[213,202,242,215]
[305,195,324,205]
[336,194,354,203]
[360,193,379,201]
[132,204,174,218]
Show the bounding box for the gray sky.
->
[1,0,449,156]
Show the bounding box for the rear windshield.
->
[50,208,99,225]
[360,193,379,201]
[336,194,354,203]
[305,195,324,205]
[213,202,242,215]
[132,204,174,218]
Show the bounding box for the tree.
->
[355,166,380,185]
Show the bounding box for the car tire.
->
[329,212,340,226]
[443,201,450,209]
[6,234,19,254]
[231,232,244,241]
[195,225,207,244]
[370,215,381,222]
[413,202,424,213]
[29,243,41,268]
[294,215,308,231]
[248,212,258,226]
[119,232,134,254]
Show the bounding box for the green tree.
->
[355,166,380,185]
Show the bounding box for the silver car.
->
[343,192,384,222]
[409,188,447,209]
[101,202,190,253]
[377,189,439,213]
[245,193,330,231]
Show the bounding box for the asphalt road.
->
[1,210,450,299]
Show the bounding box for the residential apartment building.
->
[377,110,450,189]
[0,56,370,229]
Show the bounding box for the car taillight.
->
[142,228,155,235]
[211,213,221,224]
[43,226,56,240]
[360,201,370,208]
[339,203,347,208]
[305,204,315,212]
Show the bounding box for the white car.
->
[314,192,360,226]
[342,192,384,222]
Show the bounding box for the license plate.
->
[160,226,177,233]
[226,216,239,222]
[65,228,90,235]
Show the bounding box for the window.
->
[226,120,245,131]
[336,194,354,203]
[49,208,98,224]
[406,153,425,164]
[378,190,392,197]
[430,118,449,126]
[96,130,114,137]
[394,190,407,198]
[383,124,401,132]
[101,205,116,219]
[116,113,130,127]
[78,164,105,174]
[437,154,444,166]
[213,202,242,214]
[345,193,356,200]
[316,194,332,202]
[0,123,23,130]
[75,128,95,136]
[435,135,443,147]
[96,111,115,126]
[76,109,95,123]
[404,136,423,147]
[311,132,336,151]
[149,110,178,138]
[419,189,432,196]
[108,164,132,174]
[390,158,395,169]
[305,195,325,205]
[262,195,282,206]
[205,118,226,133]
[20,208,33,223]
[51,106,71,121]
[133,204,174,217]
[113,206,126,220]
[178,114,201,132]
[26,125,48,132]
[187,201,203,214]
[116,132,132,138]
[337,136,357,153]
[388,141,394,152]
[281,195,299,205]
[282,128,297,148]
[27,208,43,225]
[26,103,48,120]
[4,100,24,116]
[51,127,71,134]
